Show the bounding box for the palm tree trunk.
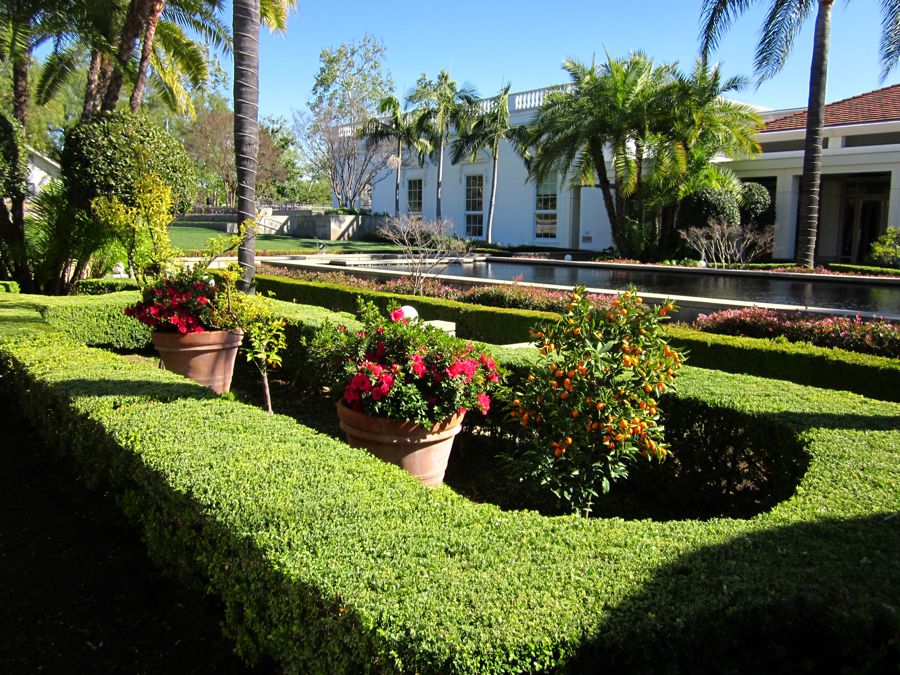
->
[82,50,103,118]
[796,0,833,268]
[394,138,401,216]
[129,0,166,113]
[233,0,260,293]
[12,54,29,129]
[89,54,114,117]
[101,0,149,112]
[591,142,625,254]
[486,147,499,244]
[435,133,445,220]
[8,55,32,290]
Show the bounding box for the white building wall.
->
[368,89,900,254]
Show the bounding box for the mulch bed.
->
[0,405,273,674]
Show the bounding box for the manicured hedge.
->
[255,274,554,344]
[0,296,897,672]
[73,278,141,295]
[257,274,899,401]
[0,280,20,293]
[827,262,899,276]
[666,324,900,402]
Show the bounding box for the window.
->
[465,175,484,238]
[407,178,423,216]
[535,172,557,239]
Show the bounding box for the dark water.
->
[382,261,900,314]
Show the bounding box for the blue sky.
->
[231,1,894,120]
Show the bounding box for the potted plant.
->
[309,301,502,486]
[125,265,246,393]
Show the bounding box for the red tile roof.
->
[763,84,900,131]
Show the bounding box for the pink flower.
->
[410,354,427,377]
[389,308,406,323]
[477,392,491,414]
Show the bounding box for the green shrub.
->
[25,179,116,294]
[866,227,900,268]
[0,298,897,673]
[0,280,20,293]
[61,111,195,214]
[738,180,773,228]
[4,292,152,350]
[826,262,900,276]
[666,324,900,401]
[677,187,740,228]
[73,278,141,295]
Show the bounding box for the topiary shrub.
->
[678,187,740,228]
[61,111,195,214]
[739,180,773,228]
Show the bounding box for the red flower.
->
[389,308,406,323]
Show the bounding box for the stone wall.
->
[177,210,388,241]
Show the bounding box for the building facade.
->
[368,84,900,262]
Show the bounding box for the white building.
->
[25,145,60,197]
[368,84,900,263]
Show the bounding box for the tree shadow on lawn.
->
[572,513,900,674]
[0,405,273,674]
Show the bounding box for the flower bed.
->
[693,307,900,358]
[0,294,897,672]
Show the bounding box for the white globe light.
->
[400,305,418,320]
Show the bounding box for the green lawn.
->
[168,224,401,254]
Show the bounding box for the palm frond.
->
[35,44,83,105]
[149,46,195,116]
[755,0,815,80]
[164,2,232,53]
[880,0,900,81]
[698,0,755,60]
[154,20,208,88]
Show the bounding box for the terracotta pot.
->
[336,402,464,486]
[151,329,244,394]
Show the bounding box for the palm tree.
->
[0,0,73,290]
[359,95,430,216]
[699,0,900,268]
[450,84,529,244]
[651,59,762,250]
[233,0,294,293]
[130,0,230,112]
[528,54,676,256]
[407,70,478,221]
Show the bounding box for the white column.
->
[889,168,900,230]
[773,171,799,259]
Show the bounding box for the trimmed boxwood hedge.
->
[255,274,555,344]
[257,273,899,401]
[73,278,141,295]
[0,280,20,293]
[827,262,899,276]
[666,324,900,402]
[0,295,898,673]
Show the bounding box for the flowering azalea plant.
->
[309,300,502,427]
[125,266,223,333]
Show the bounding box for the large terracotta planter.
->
[152,329,243,394]
[336,402,465,486]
